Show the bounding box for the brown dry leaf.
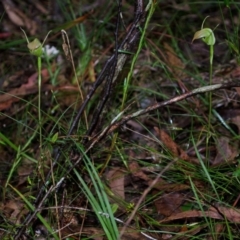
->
[159,205,240,223]
[0,68,51,110]
[17,162,34,186]
[35,2,49,14]
[149,179,189,192]
[0,32,12,39]
[179,225,203,240]
[105,167,126,200]
[220,65,240,96]
[129,161,189,192]
[163,42,186,78]
[0,98,18,110]
[224,65,240,79]
[217,205,240,222]
[61,226,150,240]
[154,127,190,161]
[2,0,37,35]
[128,161,151,182]
[159,208,221,223]
[154,192,186,217]
[212,136,238,166]
[2,200,25,225]
[225,109,240,134]
[207,223,225,240]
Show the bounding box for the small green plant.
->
[192,16,216,81]
[192,16,217,160]
[20,29,51,153]
[74,143,119,239]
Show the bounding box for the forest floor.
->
[1,0,240,239]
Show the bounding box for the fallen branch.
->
[88,80,240,148]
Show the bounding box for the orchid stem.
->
[38,56,42,152]
[206,45,214,163]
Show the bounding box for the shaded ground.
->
[1,0,240,239]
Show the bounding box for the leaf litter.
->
[1,1,240,239]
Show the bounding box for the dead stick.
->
[88,80,240,148]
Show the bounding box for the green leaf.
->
[224,0,230,7]
[111,203,119,214]
[233,168,240,177]
[50,132,59,143]
[226,39,239,55]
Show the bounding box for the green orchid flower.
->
[192,16,216,65]
[20,28,51,153]
[192,27,215,46]
[192,16,219,157]
[21,28,51,57]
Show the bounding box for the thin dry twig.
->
[88,79,240,147]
